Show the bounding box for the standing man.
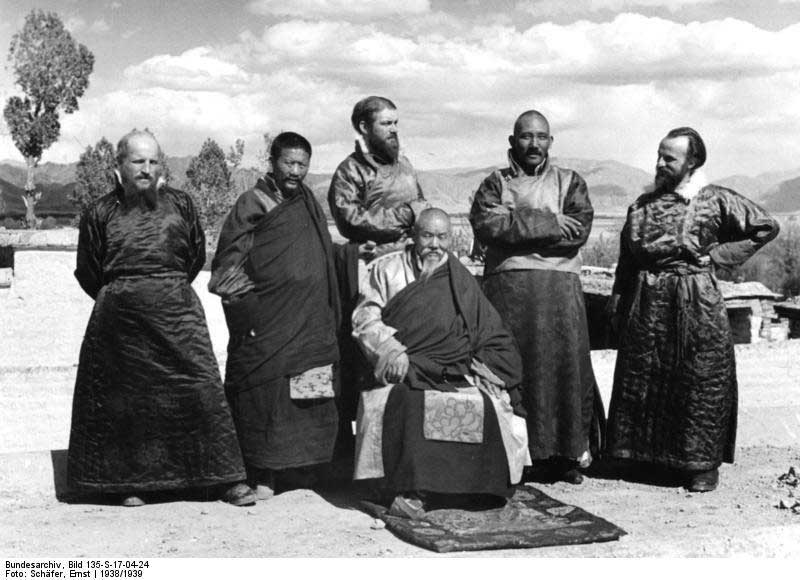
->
[68,129,253,507]
[606,127,779,492]
[210,132,341,498]
[352,208,528,518]
[470,110,602,484]
[328,95,428,260]
[328,96,429,448]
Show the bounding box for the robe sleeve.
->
[327,162,426,244]
[708,190,780,269]
[74,203,105,300]
[208,190,267,338]
[612,207,638,298]
[545,172,593,251]
[471,291,523,390]
[469,171,563,247]
[351,263,406,367]
[182,191,206,283]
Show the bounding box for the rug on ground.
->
[361,484,626,553]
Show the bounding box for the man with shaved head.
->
[606,127,779,492]
[470,110,603,485]
[351,208,529,518]
[68,129,254,507]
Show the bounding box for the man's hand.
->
[556,214,582,240]
[385,352,410,384]
[358,241,377,260]
[479,378,504,400]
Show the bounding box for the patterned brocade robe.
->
[607,171,779,471]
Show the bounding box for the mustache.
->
[525,147,543,156]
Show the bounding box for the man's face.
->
[413,213,452,266]
[361,107,399,162]
[272,147,310,194]
[118,134,163,195]
[655,136,694,191]
[509,114,552,172]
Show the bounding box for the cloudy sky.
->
[1,0,800,179]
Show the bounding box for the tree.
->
[256,132,274,172]
[3,10,94,228]
[71,137,116,217]
[186,138,235,243]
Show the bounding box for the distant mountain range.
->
[2,156,798,219]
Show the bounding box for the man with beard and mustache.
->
[209,132,341,499]
[606,127,779,492]
[328,96,429,471]
[351,208,529,518]
[68,129,254,507]
[470,110,604,485]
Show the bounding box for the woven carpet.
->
[361,485,626,553]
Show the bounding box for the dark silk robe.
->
[68,186,245,493]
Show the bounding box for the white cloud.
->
[123,48,254,91]
[247,0,430,19]
[5,11,800,179]
[517,0,719,15]
[64,16,86,33]
[89,19,111,34]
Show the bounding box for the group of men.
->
[66,95,779,516]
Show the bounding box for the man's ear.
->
[507,135,515,148]
[358,120,370,136]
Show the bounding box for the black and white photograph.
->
[1,0,799,567]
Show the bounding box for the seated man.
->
[351,208,530,518]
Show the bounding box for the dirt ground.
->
[1,446,799,558]
[2,250,800,558]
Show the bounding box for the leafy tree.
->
[3,10,94,228]
[186,138,235,243]
[71,137,116,217]
[227,138,245,171]
[256,132,274,172]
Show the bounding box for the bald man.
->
[68,129,254,507]
[470,110,603,485]
[351,208,529,518]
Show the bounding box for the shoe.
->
[686,468,719,492]
[221,483,257,506]
[121,495,145,507]
[561,469,584,485]
[388,494,426,520]
[253,484,274,501]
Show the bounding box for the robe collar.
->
[354,135,400,169]
[644,169,709,202]
[507,149,549,177]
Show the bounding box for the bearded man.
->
[68,129,253,507]
[606,127,779,492]
[351,208,529,518]
[328,96,429,449]
[209,132,340,498]
[469,110,603,484]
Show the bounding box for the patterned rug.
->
[361,485,626,553]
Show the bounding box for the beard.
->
[654,169,681,193]
[367,133,400,163]
[417,250,446,281]
[121,175,162,209]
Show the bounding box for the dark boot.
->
[686,468,719,492]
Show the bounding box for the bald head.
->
[513,110,550,137]
[115,129,164,201]
[509,110,553,174]
[116,129,162,165]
